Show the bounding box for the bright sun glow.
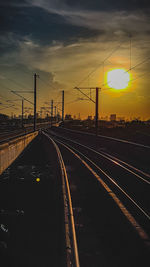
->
[107,69,130,90]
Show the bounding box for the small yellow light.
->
[36,178,40,182]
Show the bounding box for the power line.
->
[0,93,9,101]
[0,87,23,108]
[3,64,34,76]
[65,87,97,106]
[75,39,127,88]
[130,71,150,83]
[5,77,30,91]
[39,77,57,90]
[74,87,95,103]
[102,56,150,88]
[0,104,15,111]
[65,98,90,105]
[0,83,14,92]
[127,57,150,72]
[0,83,34,108]
[11,91,34,105]
[5,99,22,107]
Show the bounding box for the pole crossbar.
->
[74,87,96,103]
[12,91,34,93]
[11,91,34,105]
[74,86,100,136]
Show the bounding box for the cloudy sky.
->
[0,0,150,119]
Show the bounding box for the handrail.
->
[0,130,36,145]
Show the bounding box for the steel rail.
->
[61,127,150,149]
[43,132,80,267]
[96,150,150,179]
[51,136,150,249]
[47,130,150,184]
[52,136,150,220]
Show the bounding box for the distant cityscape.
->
[0,111,150,131]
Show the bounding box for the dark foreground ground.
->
[0,130,150,267]
[0,134,64,267]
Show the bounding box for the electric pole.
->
[22,99,24,129]
[50,100,53,127]
[54,106,57,122]
[62,90,64,122]
[34,73,39,131]
[74,87,100,136]
[95,87,99,136]
[51,100,53,117]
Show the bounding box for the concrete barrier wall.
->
[0,131,38,175]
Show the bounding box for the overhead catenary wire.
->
[0,82,34,107]
[3,76,31,91]
[0,104,16,111]
[74,36,150,96]
[130,71,150,83]
[0,86,25,108]
[73,55,150,106]
[75,38,127,88]
[74,87,95,103]
[101,56,150,88]
[39,77,57,90]
[65,99,84,105]
[11,91,34,105]
[71,38,131,107]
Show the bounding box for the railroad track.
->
[48,129,150,183]
[60,126,150,149]
[1,130,150,266]
[44,130,150,266]
[51,126,150,175]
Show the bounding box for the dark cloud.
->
[0,1,149,72]
[0,0,27,5]
[0,3,100,48]
[1,0,149,49]
[64,0,150,11]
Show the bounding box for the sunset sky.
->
[0,0,150,120]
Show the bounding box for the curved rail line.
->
[61,127,150,149]
[46,133,150,249]
[52,136,150,221]
[43,132,80,267]
[47,130,150,185]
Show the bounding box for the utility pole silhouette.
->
[62,90,64,122]
[34,73,39,131]
[51,100,53,117]
[95,87,99,136]
[75,87,100,136]
[22,99,24,129]
[54,106,57,122]
[50,100,53,127]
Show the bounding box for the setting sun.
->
[107,69,130,90]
